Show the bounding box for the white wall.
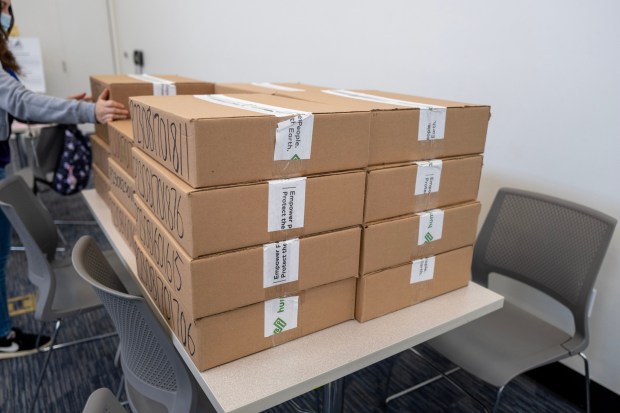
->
[17,0,620,395]
[11,0,115,98]
[110,0,620,393]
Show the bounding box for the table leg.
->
[322,377,344,413]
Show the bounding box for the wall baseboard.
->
[526,362,620,412]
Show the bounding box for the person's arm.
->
[0,69,128,125]
[0,69,95,124]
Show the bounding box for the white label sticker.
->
[274,113,314,160]
[416,209,445,245]
[128,74,177,96]
[268,178,307,232]
[195,95,314,160]
[264,296,299,337]
[263,239,300,288]
[152,82,177,96]
[410,256,436,284]
[322,89,446,141]
[414,160,443,195]
[251,82,306,92]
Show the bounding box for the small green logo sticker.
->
[291,154,301,160]
[424,232,434,243]
[273,317,287,334]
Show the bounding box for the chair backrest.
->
[72,235,198,413]
[472,187,616,354]
[0,175,59,319]
[32,125,65,181]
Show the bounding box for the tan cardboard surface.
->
[360,202,480,275]
[232,89,489,165]
[90,134,109,176]
[108,120,134,176]
[92,164,110,207]
[108,157,136,218]
[355,89,489,165]
[130,94,371,188]
[135,239,356,371]
[135,194,361,318]
[355,246,473,322]
[108,192,136,254]
[214,82,330,95]
[364,155,483,223]
[90,74,214,139]
[133,147,365,257]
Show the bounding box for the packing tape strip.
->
[128,74,177,96]
[194,95,314,178]
[322,89,447,142]
[266,291,305,347]
[413,159,443,212]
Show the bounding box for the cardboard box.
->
[133,147,366,257]
[92,164,111,207]
[108,120,134,176]
[361,202,480,275]
[108,157,136,218]
[209,87,490,165]
[90,74,214,140]
[135,239,356,370]
[355,246,473,322]
[90,134,109,176]
[364,155,483,223]
[108,192,136,254]
[135,193,361,318]
[342,90,489,165]
[129,93,371,188]
[214,82,329,95]
[267,89,490,165]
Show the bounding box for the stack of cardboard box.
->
[128,92,373,370]
[89,79,491,371]
[212,84,491,322]
[88,74,215,251]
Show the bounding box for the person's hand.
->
[68,92,93,102]
[95,88,129,124]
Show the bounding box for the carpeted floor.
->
[0,181,586,413]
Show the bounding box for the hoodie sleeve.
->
[0,69,96,124]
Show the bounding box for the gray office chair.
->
[30,125,65,194]
[0,175,125,413]
[386,187,616,413]
[13,125,98,252]
[72,235,201,413]
[82,388,127,413]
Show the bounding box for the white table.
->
[82,189,504,413]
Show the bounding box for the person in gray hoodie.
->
[0,0,128,357]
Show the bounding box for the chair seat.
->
[427,301,572,388]
[49,257,102,318]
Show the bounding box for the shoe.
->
[0,328,52,359]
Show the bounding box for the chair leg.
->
[385,366,460,404]
[492,385,505,413]
[579,352,591,413]
[114,343,121,368]
[321,377,345,413]
[29,320,62,413]
[384,347,489,413]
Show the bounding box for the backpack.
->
[51,125,92,195]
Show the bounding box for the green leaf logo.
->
[424,232,434,243]
[273,317,287,334]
